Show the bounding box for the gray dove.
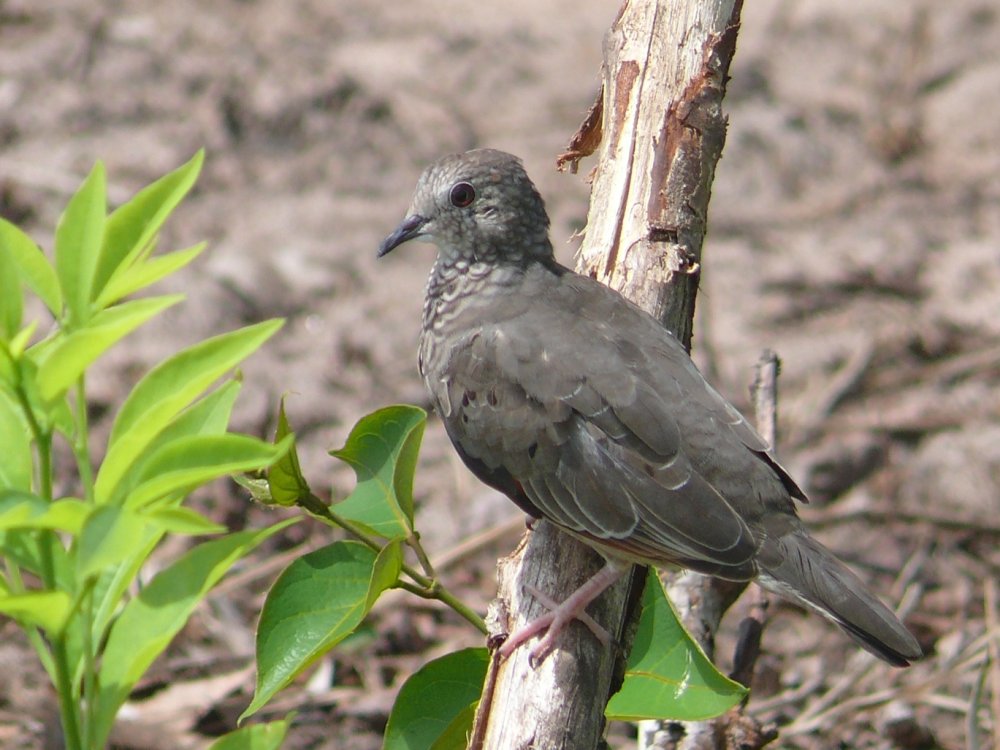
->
[378,148,921,666]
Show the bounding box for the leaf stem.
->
[297,493,487,634]
[407,531,437,579]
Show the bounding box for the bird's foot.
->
[496,560,627,664]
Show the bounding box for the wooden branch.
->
[472,1,744,747]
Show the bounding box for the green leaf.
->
[94,519,295,748]
[144,506,226,535]
[75,505,150,582]
[130,381,242,483]
[1,355,72,439]
[0,390,32,491]
[88,526,165,655]
[369,541,403,608]
[0,492,89,533]
[125,434,293,509]
[0,217,62,316]
[96,243,206,308]
[0,591,72,634]
[93,150,204,298]
[0,231,22,338]
[0,529,74,590]
[95,319,283,503]
[605,575,747,721]
[243,539,403,720]
[383,648,488,750]
[36,295,183,401]
[329,405,426,540]
[430,703,479,750]
[8,320,38,359]
[234,474,273,504]
[55,161,106,327]
[206,715,293,750]
[267,399,311,507]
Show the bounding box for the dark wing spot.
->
[528,443,538,459]
[487,388,499,406]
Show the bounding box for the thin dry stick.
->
[984,578,1000,749]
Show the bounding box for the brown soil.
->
[1,1,998,748]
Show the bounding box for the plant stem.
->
[81,589,97,748]
[52,635,83,750]
[407,531,437,579]
[14,373,83,749]
[397,579,488,634]
[74,378,94,502]
[37,436,83,749]
[298,493,487,634]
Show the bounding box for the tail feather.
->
[758,532,922,667]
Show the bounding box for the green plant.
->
[242,402,747,748]
[0,153,294,749]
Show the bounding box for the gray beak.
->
[377,214,428,258]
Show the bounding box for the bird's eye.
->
[449,182,476,208]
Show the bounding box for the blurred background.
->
[2,1,999,747]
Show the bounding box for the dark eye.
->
[449,182,476,208]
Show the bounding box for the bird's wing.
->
[435,280,773,576]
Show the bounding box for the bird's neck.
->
[423,257,506,328]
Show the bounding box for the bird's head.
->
[378,149,553,267]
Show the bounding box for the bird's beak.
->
[377,214,429,258]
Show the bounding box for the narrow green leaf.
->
[383,648,488,750]
[169,380,243,436]
[7,321,37,359]
[0,492,89,533]
[93,150,204,297]
[368,540,404,609]
[0,218,62,316]
[88,526,165,656]
[244,539,401,720]
[235,474,273,504]
[94,519,295,749]
[127,381,242,488]
[0,390,32,491]
[0,233,22,337]
[124,434,292,508]
[329,405,426,540]
[55,162,106,327]
[207,715,293,750]
[0,591,72,634]
[36,295,183,401]
[267,399,311,507]
[144,506,226,535]
[75,505,149,582]
[95,319,283,503]
[96,242,206,307]
[0,529,73,590]
[605,575,747,722]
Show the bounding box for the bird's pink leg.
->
[499,559,629,663]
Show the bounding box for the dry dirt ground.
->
[2,1,999,748]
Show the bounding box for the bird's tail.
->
[757,531,922,666]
